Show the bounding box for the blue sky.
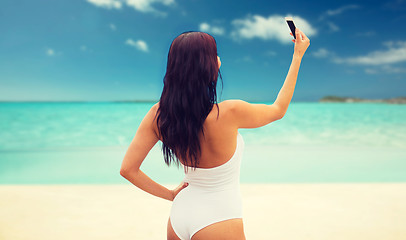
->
[1,0,405,102]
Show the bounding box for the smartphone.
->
[285,17,296,39]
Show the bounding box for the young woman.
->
[120,28,310,240]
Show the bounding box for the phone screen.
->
[286,20,296,39]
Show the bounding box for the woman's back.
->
[173,101,239,169]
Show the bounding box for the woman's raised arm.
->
[230,28,310,129]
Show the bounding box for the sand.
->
[0,183,405,239]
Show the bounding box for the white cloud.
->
[326,4,360,16]
[235,56,253,63]
[383,41,403,48]
[313,43,406,75]
[80,45,94,53]
[109,23,117,31]
[46,48,55,56]
[45,48,62,56]
[125,39,149,52]
[381,65,406,74]
[318,5,360,34]
[335,41,406,65]
[125,0,174,16]
[87,0,174,16]
[199,22,225,35]
[86,0,122,9]
[364,68,378,74]
[312,48,333,58]
[265,51,277,56]
[231,14,317,44]
[327,22,340,32]
[365,65,406,75]
[319,4,360,20]
[313,42,406,66]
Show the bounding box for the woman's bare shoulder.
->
[152,101,160,109]
[216,100,246,123]
[218,99,247,112]
[150,101,160,115]
[147,102,160,133]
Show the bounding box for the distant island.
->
[319,96,406,104]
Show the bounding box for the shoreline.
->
[1,183,405,239]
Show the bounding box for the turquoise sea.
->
[0,102,405,184]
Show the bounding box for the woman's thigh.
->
[191,218,246,240]
[167,218,181,240]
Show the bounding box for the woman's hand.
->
[291,28,310,59]
[170,182,189,201]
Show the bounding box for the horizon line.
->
[0,96,405,104]
[0,99,316,103]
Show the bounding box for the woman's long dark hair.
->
[156,31,222,170]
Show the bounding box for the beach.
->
[1,183,405,239]
[1,102,405,239]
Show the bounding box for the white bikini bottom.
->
[169,185,243,240]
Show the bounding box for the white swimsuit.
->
[169,132,245,240]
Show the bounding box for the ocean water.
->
[0,102,405,184]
